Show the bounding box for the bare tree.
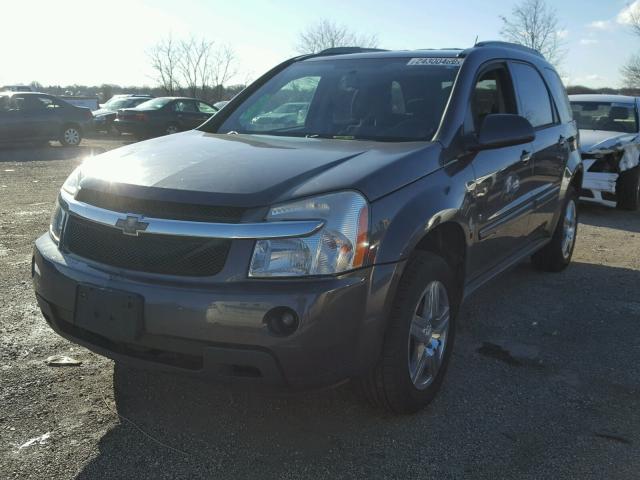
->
[209,45,236,101]
[622,54,640,88]
[621,3,640,37]
[149,35,237,100]
[148,34,181,95]
[178,36,215,98]
[621,5,640,88]
[500,0,565,66]
[295,19,379,54]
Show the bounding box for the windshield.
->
[135,98,172,110]
[571,101,638,134]
[209,57,461,141]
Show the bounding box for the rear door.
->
[0,95,10,141]
[467,63,536,278]
[173,99,203,129]
[30,95,65,138]
[509,62,570,235]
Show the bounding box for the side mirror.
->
[471,114,535,151]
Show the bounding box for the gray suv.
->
[32,42,582,413]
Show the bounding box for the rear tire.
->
[357,251,458,414]
[616,166,640,211]
[59,125,82,146]
[531,186,578,272]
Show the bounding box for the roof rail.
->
[474,41,544,59]
[315,47,388,56]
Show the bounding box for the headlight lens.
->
[49,198,67,244]
[62,166,83,195]
[249,191,370,277]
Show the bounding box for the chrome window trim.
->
[60,189,324,240]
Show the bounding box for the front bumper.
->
[33,233,403,387]
[579,159,619,207]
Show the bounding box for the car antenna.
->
[474,35,479,46]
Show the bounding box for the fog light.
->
[264,307,299,337]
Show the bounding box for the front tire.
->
[531,186,578,272]
[616,166,640,211]
[59,125,82,146]
[358,251,458,414]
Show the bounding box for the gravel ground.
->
[1,137,639,479]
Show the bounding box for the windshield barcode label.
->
[407,58,463,66]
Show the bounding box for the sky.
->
[2,0,639,89]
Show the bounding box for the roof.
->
[569,94,637,104]
[304,49,464,62]
[302,41,545,63]
[112,93,152,98]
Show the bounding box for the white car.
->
[570,94,640,210]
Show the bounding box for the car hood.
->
[578,129,639,153]
[78,130,442,207]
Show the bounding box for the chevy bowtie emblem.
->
[115,215,149,236]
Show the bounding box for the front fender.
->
[562,149,583,194]
[369,162,475,265]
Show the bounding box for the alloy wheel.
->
[562,199,577,259]
[407,280,450,390]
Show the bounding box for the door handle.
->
[520,150,532,164]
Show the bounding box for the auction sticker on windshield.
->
[407,57,463,66]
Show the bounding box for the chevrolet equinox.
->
[32,42,583,413]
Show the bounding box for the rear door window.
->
[510,62,554,128]
[35,96,62,109]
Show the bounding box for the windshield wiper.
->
[305,133,352,139]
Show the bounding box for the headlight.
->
[62,166,83,195]
[49,198,67,244]
[249,191,370,277]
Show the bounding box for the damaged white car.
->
[569,94,640,210]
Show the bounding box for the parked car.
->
[213,101,229,110]
[92,94,153,133]
[251,101,310,128]
[2,84,32,92]
[114,97,218,139]
[569,94,640,210]
[0,92,93,146]
[33,42,582,413]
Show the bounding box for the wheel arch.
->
[412,221,468,301]
[569,162,584,193]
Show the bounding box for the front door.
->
[467,64,537,278]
